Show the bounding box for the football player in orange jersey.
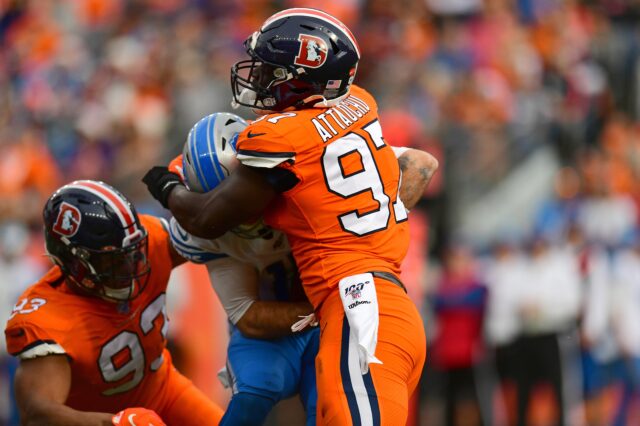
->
[143,8,438,426]
[4,180,224,426]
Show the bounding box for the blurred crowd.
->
[3,0,640,424]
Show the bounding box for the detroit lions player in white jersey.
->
[168,112,438,426]
[170,113,318,426]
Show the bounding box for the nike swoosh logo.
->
[247,131,266,138]
[128,414,137,426]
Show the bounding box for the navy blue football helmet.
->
[43,180,150,302]
[231,8,361,112]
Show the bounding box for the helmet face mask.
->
[231,57,293,110]
[230,8,360,112]
[83,231,149,298]
[43,181,151,303]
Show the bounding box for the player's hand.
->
[168,154,185,182]
[142,166,184,209]
[112,408,166,426]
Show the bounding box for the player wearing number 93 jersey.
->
[4,180,223,426]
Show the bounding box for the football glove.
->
[112,407,166,426]
[142,166,184,209]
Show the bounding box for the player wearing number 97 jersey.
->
[234,88,427,426]
[143,8,439,426]
[4,180,223,426]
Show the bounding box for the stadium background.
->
[2,0,640,424]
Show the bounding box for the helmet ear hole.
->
[329,38,340,54]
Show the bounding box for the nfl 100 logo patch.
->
[344,280,370,300]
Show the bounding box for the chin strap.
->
[307,91,350,108]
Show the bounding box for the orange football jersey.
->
[4,215,181,414]
[236,85,410,309]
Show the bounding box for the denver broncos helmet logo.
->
[53,202,81,237]
[294,34,328,68]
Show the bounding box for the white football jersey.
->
[169,218,298,324]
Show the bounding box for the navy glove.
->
[142,166,184,209]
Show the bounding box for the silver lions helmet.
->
[182,112,248,193]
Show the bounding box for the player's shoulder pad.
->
[140,214,167,238]
[236,113,302,168]
[348,84,378,113]
[140,214,171,254]
[5,284,72,358]
[5,322,66,359]
[7,282,70,328]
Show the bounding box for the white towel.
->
[339,273,383,374]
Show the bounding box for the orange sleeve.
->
[140,215,174,291]
[168,155,185,182]
[5,321,66,358]
[235,119,298,168]
[141,215,170,245]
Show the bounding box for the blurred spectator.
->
[0,222,47,423]
[577,226,640,426]
[428,244,489,426]
[534,166,581,243]
[483,237,528,426]
[511,236,582,426]
[577,150,637,246]
[0,129,61,226]
[596,234,640,426]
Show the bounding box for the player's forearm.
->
[19,399,112,426]
[236,301,314,339]
[168,185,230,239]
[168,165,276,239]
[397,149,439,209]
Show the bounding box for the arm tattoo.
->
[398,155,411,173]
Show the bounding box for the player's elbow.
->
[168,191,224,239]
[174,207,226,240]
[18,401,57,426]
[235,309,281,340]
[418,151,439,177]
[21,416,47,426]
[235,317,269,339]
[182,216,225,240]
